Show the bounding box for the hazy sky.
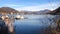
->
[0,0,60,11]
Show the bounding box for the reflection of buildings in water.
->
[3,16,15,34]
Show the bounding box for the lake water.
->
[12,15,59,34]
[0,14,59,34]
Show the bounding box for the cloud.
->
[15,2,60,11]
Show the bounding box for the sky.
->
[0,0,60,11]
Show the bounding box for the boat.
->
[15,15,27,20]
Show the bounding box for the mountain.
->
[0,7,17,12]
[20,9,51,14]
[47,7,60,15]
[0,7,60,15]
[37,9,51,14]
[0,7,19,14]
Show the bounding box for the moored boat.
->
[15,15,27,20]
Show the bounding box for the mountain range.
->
[0,7,60,15]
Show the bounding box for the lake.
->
[11,15,59,34]
[0,14,59,34]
